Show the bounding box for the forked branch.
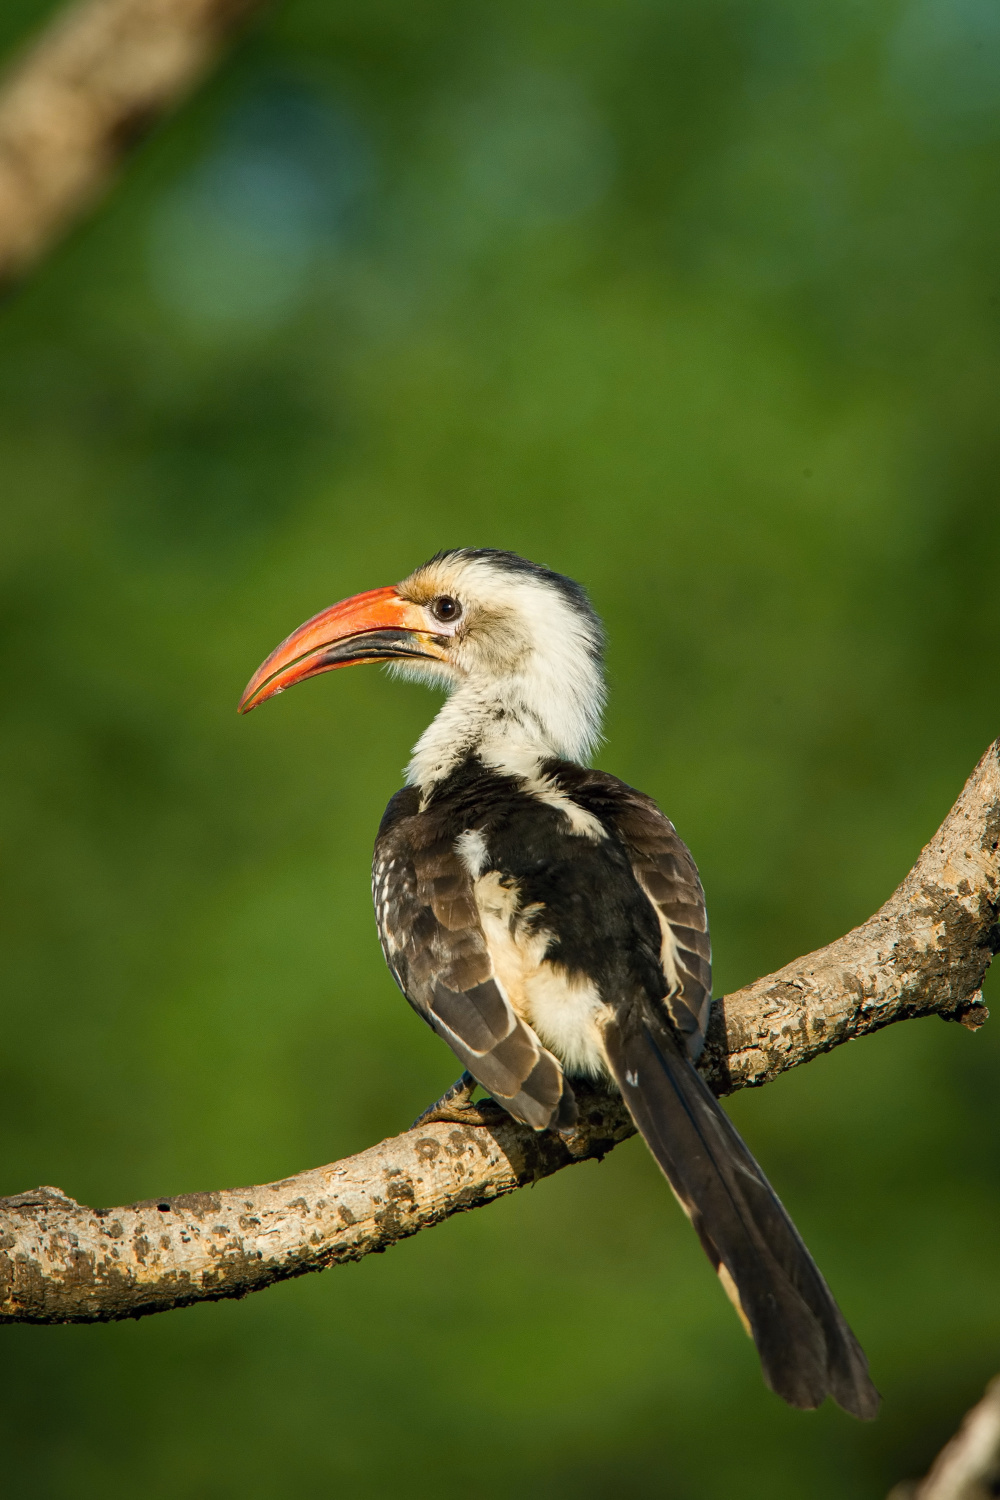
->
[2,741,998,1325]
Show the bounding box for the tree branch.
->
[2,741,997,1325]
[888,1376,1000,1499]
[0,0,271,289]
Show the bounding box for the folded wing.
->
[373,788,576,1131]
[550,766,713,1058]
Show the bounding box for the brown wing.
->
[373,788,576,1131]
[611,787,712,1058]
[550,767,712,1061]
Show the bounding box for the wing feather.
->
[374,788,576,1131]
[549,768,713,1060]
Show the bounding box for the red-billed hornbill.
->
[239,548,878,1419]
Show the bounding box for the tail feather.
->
[603,1004,879,1419]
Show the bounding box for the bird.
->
[239,547,878,1419]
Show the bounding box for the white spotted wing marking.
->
[372,852,405,955]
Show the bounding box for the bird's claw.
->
[410,1071,493,1128]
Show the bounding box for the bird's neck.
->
[405,669,602,794]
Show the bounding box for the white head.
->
[239,548,606,790]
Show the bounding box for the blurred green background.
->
[1,0,998,1494]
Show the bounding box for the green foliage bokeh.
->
[1,0,999,1494]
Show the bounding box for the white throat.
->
[405,661,604,791]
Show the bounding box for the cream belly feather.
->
[471,869,612,1079]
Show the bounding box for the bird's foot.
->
[411,1072,497,1128]
[552,1082,580,1142]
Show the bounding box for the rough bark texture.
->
[0,0,269,287]
[2,742,998,1325]
[700,737,1000,1094]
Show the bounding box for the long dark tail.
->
[603,1003,879,1419]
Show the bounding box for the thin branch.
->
[888,1376,1000,1499]
[0,0,271,288]
[1,741,997,1325]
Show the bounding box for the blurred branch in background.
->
[1,740,997,1326]
[889,1377,1000,1499]
[0,0,271,288]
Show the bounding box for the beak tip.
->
[238,680,285,714]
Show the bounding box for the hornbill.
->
[239,547,878,1419]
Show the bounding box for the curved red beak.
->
[238,586,445,714]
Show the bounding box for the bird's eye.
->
[431,595,461,623]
